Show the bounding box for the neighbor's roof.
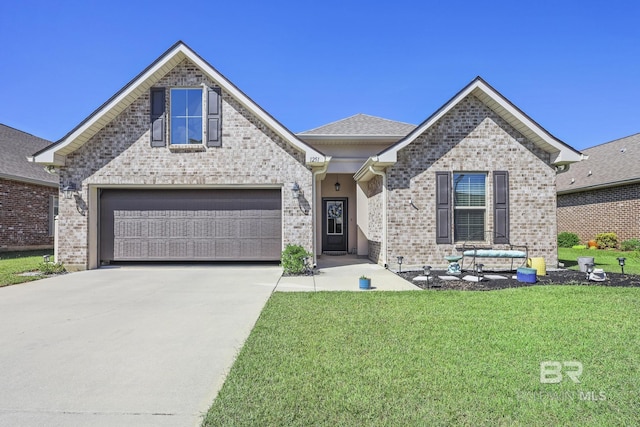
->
[0,124,57,187]
[355,77,584,181]
[299,114,416,137]
[556,132,640,194]
[31,41,326,166]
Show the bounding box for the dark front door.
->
[322,198,347,253]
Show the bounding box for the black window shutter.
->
[150,88,165,147]
[207,87,222,147]
[436,172,452,244]
[493,171,509,244]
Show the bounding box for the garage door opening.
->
[99,189,282,263]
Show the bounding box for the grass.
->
[558,247,640,275]
[203,288,640,426]
[0,250,52,287]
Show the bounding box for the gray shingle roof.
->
[298,114,416,136]
[556,132,640,193]
[0,124,58,186]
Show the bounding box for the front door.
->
[322,198,348,253]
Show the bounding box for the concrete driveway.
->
[0,264,281,427]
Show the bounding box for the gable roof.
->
[355,77,583,181]
[0,124,57,187]
[30,41,326,167]
[299,114,416,138]
[556,132,640,194]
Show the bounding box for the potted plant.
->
[359,275,371,289]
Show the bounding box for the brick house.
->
[557,133,640,244]
[1,124,57,251]
[31,41,582,270]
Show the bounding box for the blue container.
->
[517,267,537,284]
[359,278,371,289]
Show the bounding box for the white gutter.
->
[368,165,388,268]
[311,158,331,266]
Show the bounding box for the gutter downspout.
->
[312,159,330,266]
[368,164,388,268]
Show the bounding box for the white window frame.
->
[453,172,487,242]
[49,195,59,237]
[169,87,205,145]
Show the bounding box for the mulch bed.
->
[397,268,640,291]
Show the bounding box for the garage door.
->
[99,189,281,262]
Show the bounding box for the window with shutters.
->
[150,86,221,148]
[170,88,203,145]
[453,173,486,241]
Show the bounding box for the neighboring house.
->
[31,41,582,271]
[557,133,640,243]
[0,124,57,251]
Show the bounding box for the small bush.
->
[38,262,66,275]
[558,232,580,248]
[620,238,640,251]
[571,245,587,250]
[595,232,618,249]
[281,244,312,275]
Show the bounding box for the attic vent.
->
[588,170,592,176]
[621,148,627,153]
[570,178,575,184]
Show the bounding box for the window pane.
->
[454,174,485,207]
[186,89,202,116]
[454,210,485,241]
[187,118,203,144]
[171,117,187,144]
[171,90,187,117]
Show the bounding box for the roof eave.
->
[353,155,397,181]
[558,177,640,195]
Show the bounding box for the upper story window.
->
[170,88,203,145]
[453,173,486,241]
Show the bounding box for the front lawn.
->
[558,247,640,275]
[0,250,52,287]
[203,288,640,426]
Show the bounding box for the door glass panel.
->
[326,201,343,235]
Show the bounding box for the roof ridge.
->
[582,132,640,151]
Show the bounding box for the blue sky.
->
[1,0,638,150]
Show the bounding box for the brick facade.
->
[0,178,56,251]
[366,95,559,269]
[58,59,313,269]
[557,184,640,244]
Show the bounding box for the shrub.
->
[620,238,640,251]
[558,232,580,248]
[281,244,312,275]
[38,262,66,275]
[595,232,618,249]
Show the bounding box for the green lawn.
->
[0,250,52,287]
[203,289,640,426]
[558,247,640,275]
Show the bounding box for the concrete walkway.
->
[0,265,281,427]
[277,255,420,292]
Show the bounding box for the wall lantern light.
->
[62,183,77,200]
[617,257,626,274]
[335,181,341,192]
[292,182,301,199]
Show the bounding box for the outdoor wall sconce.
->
[335,181,341,191]
[292,182,302,199]
[291,182,309,215]
[585,263,594,281]
[617,257,626,274]
[397,256,404,272]
[62,182,77,199]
